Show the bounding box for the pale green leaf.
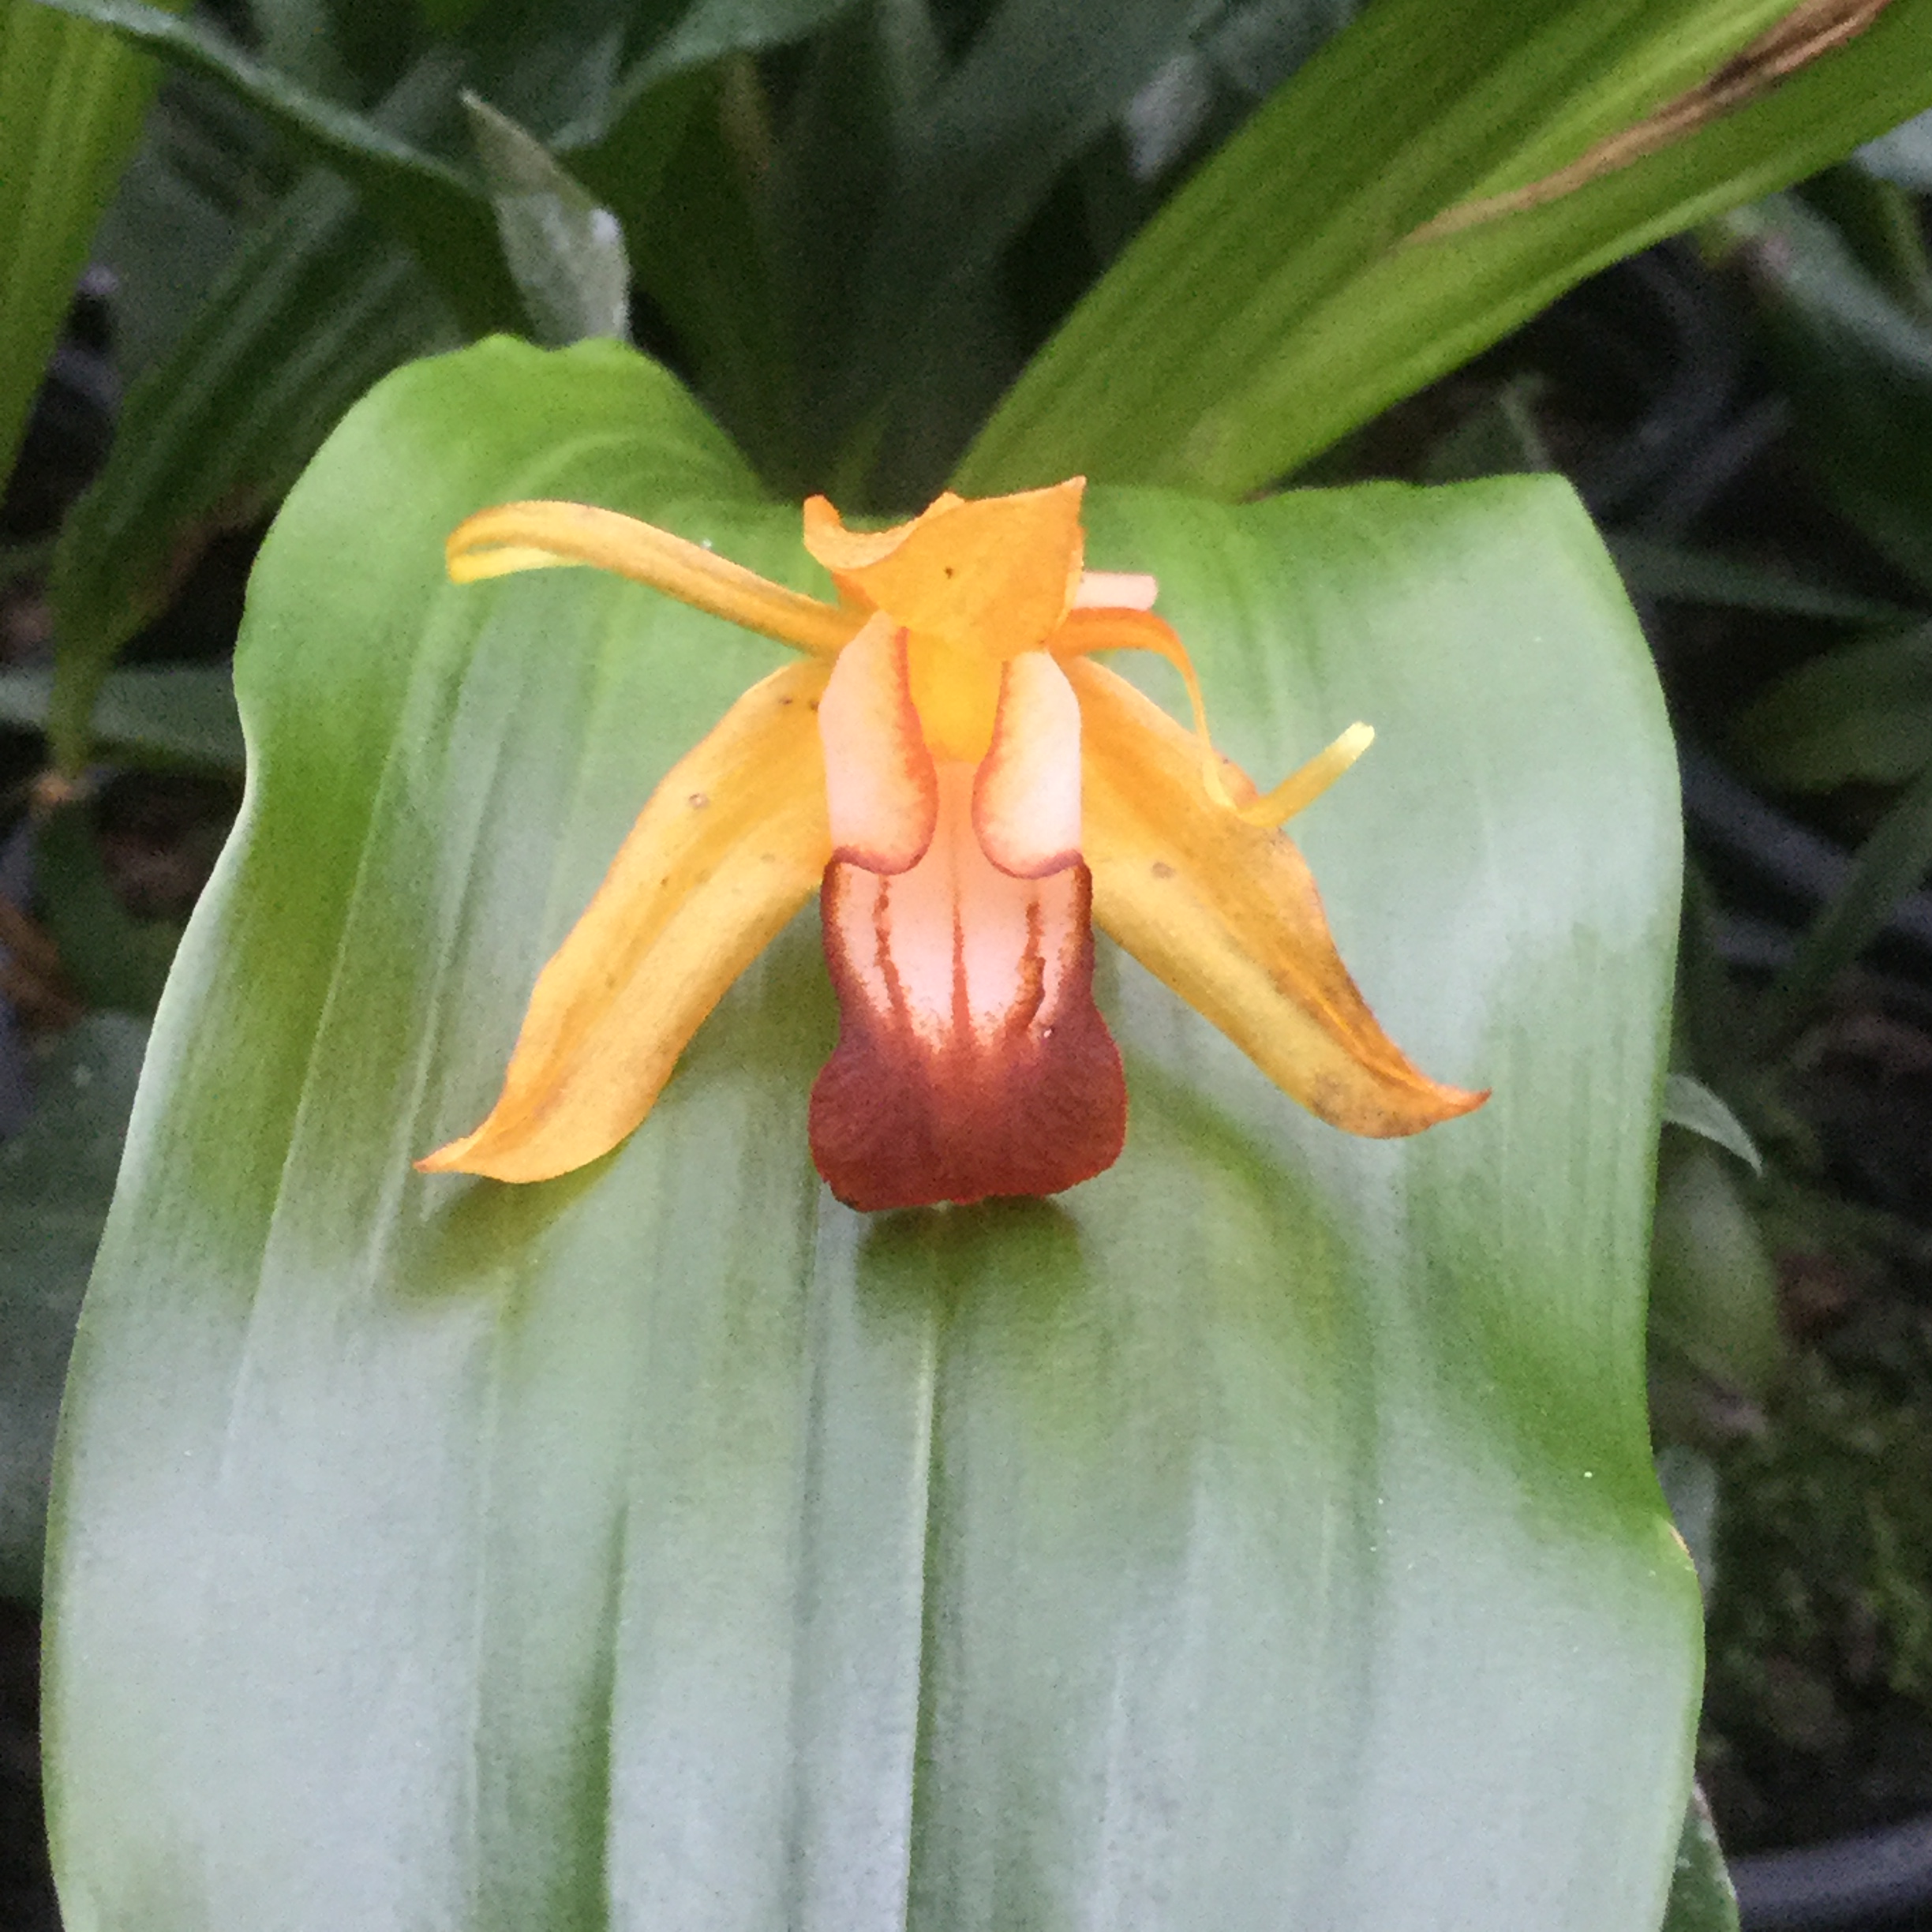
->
[46,340,1695,1931]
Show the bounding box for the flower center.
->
[907,631,1002,764]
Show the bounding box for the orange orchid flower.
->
[417,479,1485,1211]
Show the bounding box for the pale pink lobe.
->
[809,764,1125,1211]
[817,612,938,874]
[972,650,1082,878]
[1073,571,1158,610]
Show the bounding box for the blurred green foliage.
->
[13,0,1932,1919]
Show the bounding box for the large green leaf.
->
[957,0,1932,496]
[45,337,1696,1929]
[0,0,189,487]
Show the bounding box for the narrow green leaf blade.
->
[825,0,1208,491]
[1732,623,1932,792]
[24,0,522,331]
[47,340,1695,1930]
[1661,1788,1742,1932]
[1662,1072,1763,1175]
[1768,751,1932,1031]
[958,0,1932,496]
[1608,531,1916,625]
[601,0,867,114]
[0,1014,148,1602]
[465,92,628,346]
[1741,192,1932,600]
[0,0,189,485]
[0,665,242,769]
[578,66,807,489]
[34,801,184,1015]
[46,165,457,770]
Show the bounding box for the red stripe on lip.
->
[809,765,1125,1211]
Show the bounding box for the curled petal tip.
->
[1242,721,1375,827]
[1326,1077,1491,1140]
[412,1134,550,1183]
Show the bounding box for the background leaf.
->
[1739,190,1932,601]
[46,161,459,771]
[1732,623,1932,792]
[24,0,523,333]
[0,0,189,485]
[46,337,1697,1930]
[1607,530,1915,624]
[1765,753,1932,1035]
[1660,1787,1742,1932]
[0,1013,148,1603]
[0,665,242,771]
[814,0,1209,496]
[957,0,1932,496]
[1662,1071,1763,1175]
[32,800,184,1016]
[87,69,290,386]
[464,92,629,346]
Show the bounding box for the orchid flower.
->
[417,479,1485,1211]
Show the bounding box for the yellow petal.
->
[972,650,1082,878]
[801,481,1086,659]
[417,659,833,1181]
[799,492,964,572]
[447,500,860,656]
[1071,659,1487,1137]
[819,613,938,873]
